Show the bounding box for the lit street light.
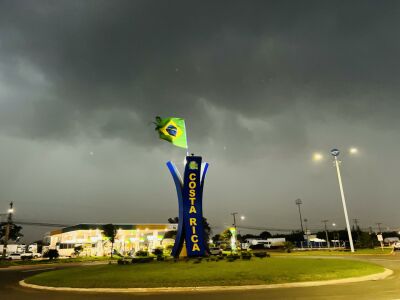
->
[349,147,358,154]
[313,148,358,252]
[313,152,323,161]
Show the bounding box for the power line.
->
[13,220,71,228]
[237,225,297,232]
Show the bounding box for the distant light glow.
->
[240,216,245,220]
[332,223,336,227]
[8,208,14,213]
[349,147,358,154]
[313,153,323,161]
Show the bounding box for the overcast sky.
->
[1,1,400,242]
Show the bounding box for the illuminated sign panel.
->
[167,155,209,257]
[182,156,205,255]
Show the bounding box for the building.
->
[47,223,177,257]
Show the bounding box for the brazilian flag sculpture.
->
[154,116,188,149]
[155,117,208,257]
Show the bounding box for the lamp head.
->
[330,148,340,157]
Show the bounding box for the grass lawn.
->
[25,257,384,288]
[272,248,393,256]
[0,256,116,268]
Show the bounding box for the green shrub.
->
[131,257,154,264]
[226,254,240,262]
[241,251,252,260]
[253,251,269,258]
[118,259,130,265]
[135,250,149,257]
[152,248,164,256]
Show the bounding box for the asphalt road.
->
[1,254,400,300]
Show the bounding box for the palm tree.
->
[102,224,116,258]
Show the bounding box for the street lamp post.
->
[2,202,14,258]
[230,213,245,251]
[332,223,337,248]
[331,149,355,252]
[231,212,238,252]
[295,199,304,233]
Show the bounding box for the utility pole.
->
[2,202,14,258]
[295,199,304,233]
[353,219,359,230]
[352,218,359,242]
[322,220,330,248]
[376,223,382,234]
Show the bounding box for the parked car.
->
[394,242,400,251]
[209,247,222,255]
[8,253,22,260]
[21,252,42,259]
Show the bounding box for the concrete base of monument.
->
[20,268,393,294]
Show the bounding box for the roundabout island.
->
[21,256,386,292]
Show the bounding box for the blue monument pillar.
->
[166,155,209,257]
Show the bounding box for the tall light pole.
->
[2,202,14,258]
[231,212,238,251]
[331,148,355,252]
[230,213,245,251]
[295,199,304,233]
[322,220,330,248]
[231,212,238,229]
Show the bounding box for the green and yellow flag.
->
[154,116,188,149]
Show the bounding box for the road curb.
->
[19,268,393,294]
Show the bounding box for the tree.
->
[202,217,212,251]
[165,217,178,239]
[242,233,257,241]
[259,231,272,240]
[102,224,117,258]
[212,234,222,244]
[43,249,59,260]
[74,245,83,257]
[355,232,374,249]
[164,230,177,239]
[220,229,233,245]
[168,217,179,224]
[0,222,23,242]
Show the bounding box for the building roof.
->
[50,223,177,235]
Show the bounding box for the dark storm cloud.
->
[1,0,400,154]
[2,1,400,242]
